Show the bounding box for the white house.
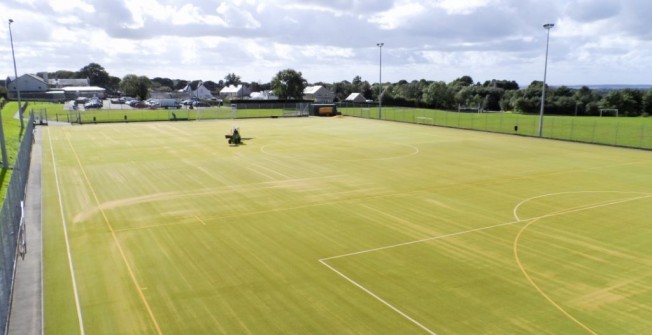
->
[5,74,48,98]
[178,80,215,99]
[303,85,334,103]
[345,93,367,103]
[250,90,278,100]
[220,85,251,98]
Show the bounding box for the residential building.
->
[5,74,48,99]
[179,80,215,99]
[220,85,251,99]
[344,93,367,103]
[303,85,334,103]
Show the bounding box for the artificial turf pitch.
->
[42,117,652,334]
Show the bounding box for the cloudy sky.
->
[2,0,652,87]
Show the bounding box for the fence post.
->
[640,122,646,149]
[614,119,620,146]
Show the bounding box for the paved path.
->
[8,127,43,335]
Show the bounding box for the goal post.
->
[599,109,619,117]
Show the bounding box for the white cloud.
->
[2,0,652,86]
[369,1,426,29]
[433,0,496,15]
[173,4,227,26]
[47,0,94,13]
[215,2,261,29]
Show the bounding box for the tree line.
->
[18,62,652,117]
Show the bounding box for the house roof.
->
[345,93,365,101]
[49,78,90,87]
[303,86,324,95]
[220,85,244,93]
[62,86,106,92]
[22,74,48,84]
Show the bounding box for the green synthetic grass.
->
[42,117,652,334]
[341,106,652,149]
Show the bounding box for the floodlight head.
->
[9,19,14,24]
[377,42,384,47]
[543,23,554,29]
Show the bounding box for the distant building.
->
[344,93,367,103]
[303,85,334,103]
[179,80,215,99]
[62,86,106,100]
[249,90,278,100]
[4,74,103,102]
[48,78,90,89]
[5,74,48,99]
[220,85,251,99]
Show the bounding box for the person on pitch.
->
[227,126,241,145]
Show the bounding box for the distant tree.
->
[107,76,121,93]
[332,81,352,101]
[271,69,307,100]
[78,63,111,88]
[224,73,241,87]
[600,89,643,116]
[499,90,518,111]
[249,81,270,93]
[352,75,363,89]
[49,70,77,79]
[573,86,596,115]
[152,77,175,90]
[174,80,188,90]
[643,89,652,116]
[449,75,474,88]
[120,74,151,100]
[423,81,454,109]
[483,79,519,91]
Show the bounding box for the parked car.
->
[130,101,148,108]
[158,99,182,109]
[192,101,208,107]
[84,101,102,109]
[182,98,200,105]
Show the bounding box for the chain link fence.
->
[339,104,652,150]
[0,113,34,334]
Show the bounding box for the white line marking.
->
[319,259,437,335]
[47,129,86,335]
[320,191,651,334]
[249,163,292,179]
[513,190,650,222]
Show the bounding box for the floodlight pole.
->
[538,23,554,137]
[377,42,384,120]
[9,19,25,133]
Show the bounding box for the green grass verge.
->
[42,117,652,334]
[49,107,286,124]
[0,101,29,199]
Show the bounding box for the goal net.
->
[599,109,619,117]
